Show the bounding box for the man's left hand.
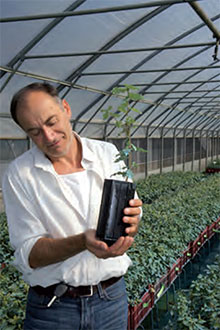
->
[123,198,142,237]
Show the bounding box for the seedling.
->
[96,84,147,246]
[102,84,147,180]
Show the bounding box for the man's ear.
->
[62,99,72,118]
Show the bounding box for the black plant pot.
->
[96,179,136,246]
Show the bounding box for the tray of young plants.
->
[136,171,207,205]
[166,254,220,330]
[206,158,220,174]
[125,172,220,307]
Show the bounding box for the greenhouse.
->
[0,0,220,329]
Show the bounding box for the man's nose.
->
[43,127,55,141]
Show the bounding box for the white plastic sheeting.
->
[0,0,219,139]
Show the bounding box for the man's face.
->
[17,91,73,161]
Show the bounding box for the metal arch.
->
[163,79,220,131]
[78,65,220,76]
[137,2,220,135]
[173,106,217,138]
[1,63,218,132]
[103,16,220,137]
[1,1,218,137]
[126,48,216,137]
[0,1,198,23]
[207,119,220,132]
[0,59,24,93]
[176,110,218,138]
[0,0,86,80]
[143,89,220,94]
[133,79,220,86]
[57,5,170,94]
[171,66,220,112]
[133,47,218,120]
[176,80,220,122]
[188,1,220,40]
[119,101,164,139]
[148,107,177,137]
[165,94,220,99]
[198,118,220,137]
[196,116,219,133]
[72,5,171,127]
[75,14,220,134]
[162,80,220,136]
[130,62,220,137]
[23,41,216,59]
[110,65,219,138]
[158,87,218,134]
[188,100,220,114]
[77,94,111,135]
[65,8,220,117]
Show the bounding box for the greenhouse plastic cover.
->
[0,0,219,140]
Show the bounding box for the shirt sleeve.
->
[2,164,48,275]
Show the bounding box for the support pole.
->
[173,130,177,172]
[145,127,150,178]
[191,130,195,171]
[183,129,186,172]
[160,128,164,174]
[206,131,209,169]
[188,1,220,40]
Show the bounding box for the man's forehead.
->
[25,90,54,103]
[21,91,61,111]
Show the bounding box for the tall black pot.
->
[96,179,136,246]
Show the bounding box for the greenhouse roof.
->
[0,0,220,139]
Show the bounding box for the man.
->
[3,83,142,330]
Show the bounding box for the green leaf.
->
[126,169,134,179]
[143,302,150,308]
[128,92,143,101]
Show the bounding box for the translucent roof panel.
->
[0,0,219,139]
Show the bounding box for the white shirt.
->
[60,170,90,220]
[2,134,133,287]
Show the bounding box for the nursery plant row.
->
[0,171,220,329]
[125,172,220,329]
[206,158,220,173]
[0,213,28,329]
[136,171,209,205]
[167,254,220,330]
[126,172,220,303]
[127,217,220,329]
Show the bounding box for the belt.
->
[32,276,122,298]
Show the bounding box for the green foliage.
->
[102,84,147,179]
[0,172,220,326]
[168,256,220,329]
[206,158,220,169]
[126,172,220,305]
[0,212,14,267]
[136,171,207,204]
[0,213,28,329]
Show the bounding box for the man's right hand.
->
[29,229,134,269]
[85,229,134,259]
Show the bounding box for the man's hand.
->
[123,198,142,237]
[85,229,134,259]
[85,198,142,259]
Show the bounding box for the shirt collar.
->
[74,132,94,164]
[32,146,56,174]
[32,131,94,173]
